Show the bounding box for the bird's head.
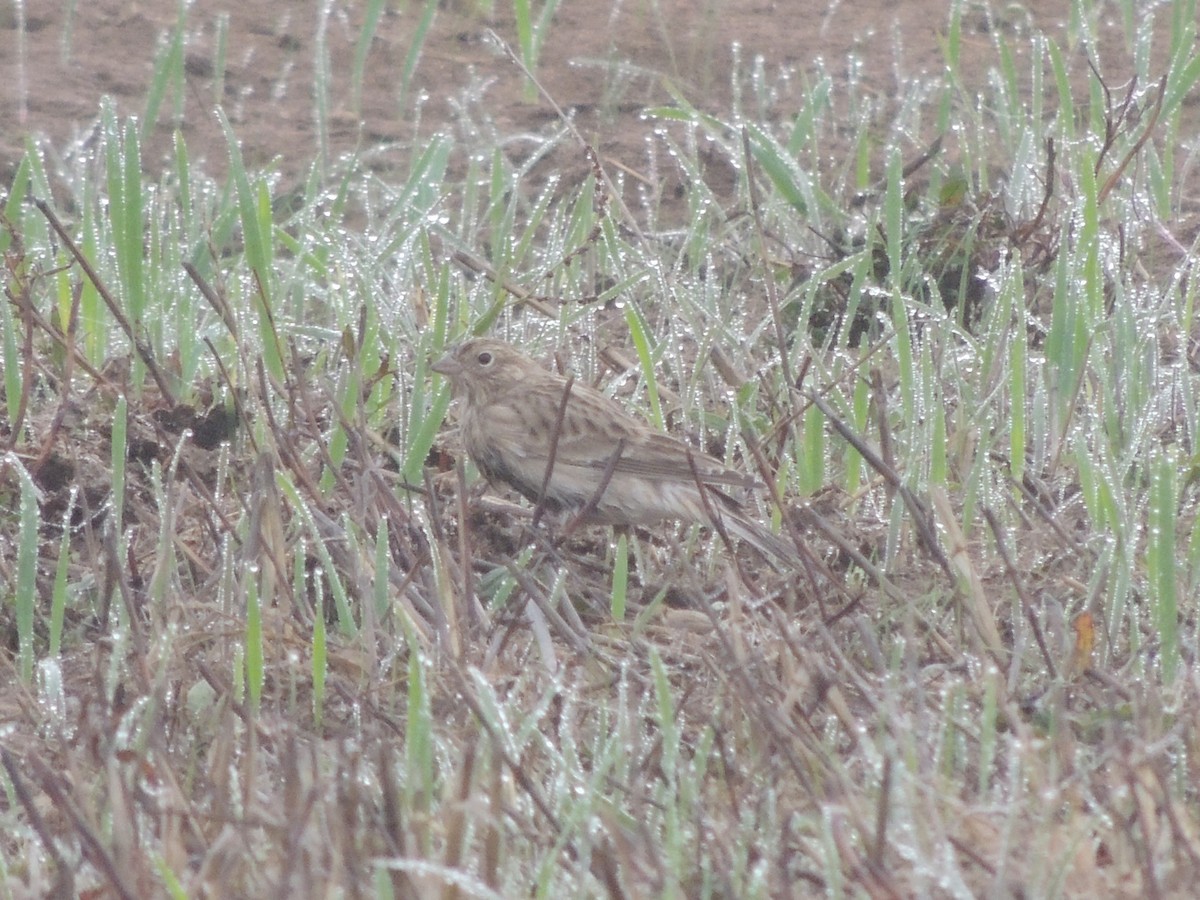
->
[431,338,541,404]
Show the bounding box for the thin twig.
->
[484,29,643,242]
[34,198,176,401]
[808,390,951,575]
[563,437,626,534]
[983,506,1057,678]
[740,126,800,419]
[532,374,575,529]
[1098,74,1168,204]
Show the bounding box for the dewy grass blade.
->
[1009,300,1028,484]
[625,304,664,431]
[610,532,628,620]
[312,573,327,731]
[351,0,386,116]
[405,649,434,819]
[111,395,128,536]
[399,0,438,110]
[142,0,188,137]
[13,456,40,683]
[884,147,903,287]
[1148,453,1180,683]
[49,488,77,659]
[277,471,357,636]
[0,153,30,253]
[314,0,332,166]
[218,109,283,379]
[212,11,229,105]
[103,109,147,370]
[0,273,20,428]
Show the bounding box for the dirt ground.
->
[0,1,1167,196]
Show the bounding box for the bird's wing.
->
[542,385,759,490]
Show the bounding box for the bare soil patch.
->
[3,1,1170,192]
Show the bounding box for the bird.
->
[431,338,799,567]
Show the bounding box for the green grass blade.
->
[610,533,628,620]
[624,304,664,430]
[12,457,40,683]
[1148,453,1180,683]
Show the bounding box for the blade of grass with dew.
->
[142,0,187,138]
[1148,452,1180,683]
[853,113,873,193]
[400,133,452,214]
[649,648,685,887]
[429,234,451,349]
[844,366,870,495]
[112,395,128,535]
[830,248,876,351]
[231,644,245,706]
[744,122,811,215]
[799,401,825,495]
[787,74,831,156]
[485,145,514,247]
[405,646,434,833]
[103,108,147,380]
[610,533,628,620]
[0,153,30,252]
[312,570,327,732]
[276,471,358,636]
[404,296,453,487]
[625,304,664,431]
[398,0,438,111]
[218,109,282,380]
[514,0,538,101]
[930,392,947,489]
[0,278,20,428]
[1028,32,1047,153]
[510,177,561,275]
[1046,37,1075,143]
[49,489,77,658]
[1188,478,1200,599]
[942,0,964,90]
[212,12,229,105]
[373,519,391,623]
[1074,441,1114,534]
[978,659,999,795]
[147,459,175,614]
[631,586,670,636]
[293,537,307,619]
[1163,42,1200,126]
[993,30,1020,141]
[11,456,40,682]
[314,0,332,166]
[172,132,205,387]
[363,327,396,435]
[153,857,189,900]
[351,0,386,116]
[890,288,915,432]
[940,683,967,778]
[884,147,903,289]
[320,349,359,493]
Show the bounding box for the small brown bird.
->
[431,338,799,566]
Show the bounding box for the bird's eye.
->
[477,351,493,366]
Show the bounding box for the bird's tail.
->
[719,510,804,569]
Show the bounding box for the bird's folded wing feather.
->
[487,387,759,491]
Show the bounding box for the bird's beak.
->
[430,352,460,377]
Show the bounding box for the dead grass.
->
[4,1,1200,897]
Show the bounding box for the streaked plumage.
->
[431,338,798,566]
